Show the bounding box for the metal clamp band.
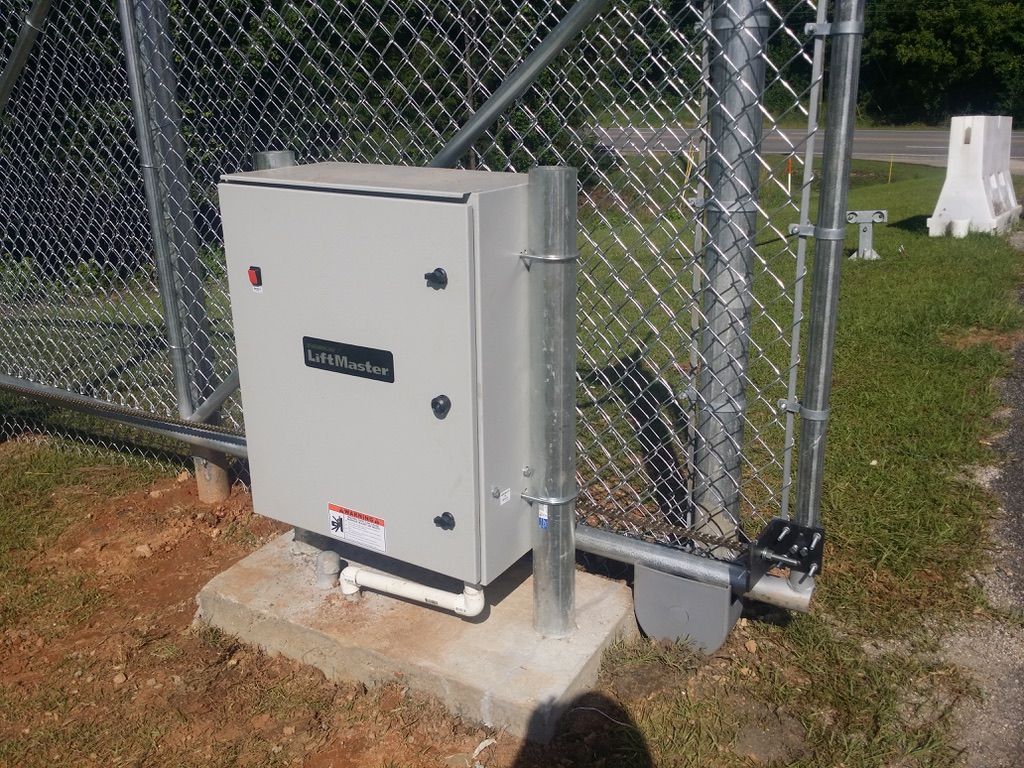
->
[800,406,829,422]
[832,21,865,35]
[788,224,845,240]
[520,250,580,264]
[521,491,579,506]
[778,399,828,421]
[805,21,864,36]
[815,227,847,240]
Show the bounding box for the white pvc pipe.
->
[340,566,486,618]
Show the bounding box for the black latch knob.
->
[431,394,451,419]
[433,512,455,530]
[424,267,448,289]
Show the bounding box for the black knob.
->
[424,267,448,290]
[431,394,451,419]
[433,512,455,531]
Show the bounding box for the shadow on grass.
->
[890,214,930,234]
[511,691,654,767]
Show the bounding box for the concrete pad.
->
[195,532,637,741]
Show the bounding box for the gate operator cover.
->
[219,163,531,586]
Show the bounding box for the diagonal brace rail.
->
[0,0,51,115]
[429,0,611,169]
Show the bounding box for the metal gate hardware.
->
[750,517,824,588]
[777,398,829,422]
[847,209,888,260]
[521,491,579,507]
[788,223,846,240]
[804,21,865,36]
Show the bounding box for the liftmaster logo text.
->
[302,336,395,383]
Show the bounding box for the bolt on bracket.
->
[749,517,824,591]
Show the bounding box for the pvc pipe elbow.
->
[456,585,485,617]
[339,566,485,618]
[340,565,361,596]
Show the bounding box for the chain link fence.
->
[2,0,833,560]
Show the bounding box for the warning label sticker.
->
[327,503,386,553]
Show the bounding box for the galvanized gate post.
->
[693,0,770,533]
[526,166,578,638]
[119,0,230,502]
[794,0,866,536]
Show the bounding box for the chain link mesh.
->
[1,0,823,559]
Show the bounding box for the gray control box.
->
[219,163,531,585]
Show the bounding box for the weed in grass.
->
[191,622,236,653]
[149,641,184,660]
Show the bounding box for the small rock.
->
[177,471,190,483]
[146,678,157,687]
[112,672,128,686]
[744,639,758,654]
[148,489,164,499]
[134,544,153,559]
[869,459,878,466]
[283,726,295,736]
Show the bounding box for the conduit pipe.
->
[340,567,486,618]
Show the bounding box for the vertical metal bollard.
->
[794,0,866,534]
[694,0,769,530]
[120,0,229,502]
[527,166,578,638]
[253,151,297,171]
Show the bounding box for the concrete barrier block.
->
[927,115,1021,237]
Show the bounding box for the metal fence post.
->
[693,0,770,531]
[118,0,230,502]
[0,0,51,116]
[527,166,578,638]
[254,151,297,171]
[794,0,866,535]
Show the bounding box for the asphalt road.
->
[595,126,1024,172]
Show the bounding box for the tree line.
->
[859,0,1024,124]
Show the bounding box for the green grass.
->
[590,161,1023,766]
[824,162,1022,628]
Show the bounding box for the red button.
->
[247,266,262,287]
